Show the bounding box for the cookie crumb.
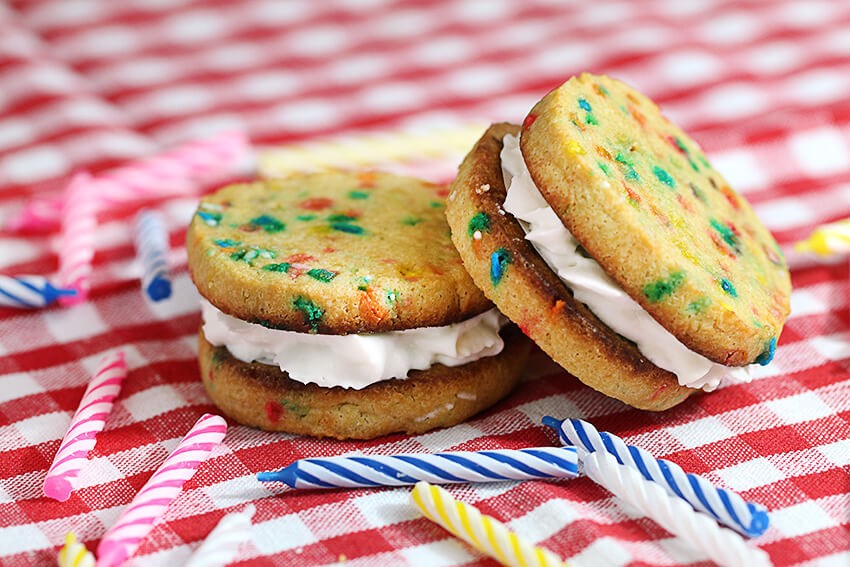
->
[476,183,491,194]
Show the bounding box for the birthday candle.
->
[258,123,485,178]
[43,350,127,502]
[185,504,255,567]
[56,171,99,306]
[257,447,579,489]
[6,130,251,233]
[411,481,567,567]
[581,451,771,566]
[57,532,95,567]
[0,275,76,308]
[96,414,227,567]
[794,219,850,256]
[543,417,769,537]
[133,210,172,301]
[96,130,250,207]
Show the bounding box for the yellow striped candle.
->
[57,532,94,567]
[795,219,850,256]
[410,481,567,567]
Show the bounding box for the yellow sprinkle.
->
[564,140,585,155]
[258,123,488,178]
[410,481,568,567]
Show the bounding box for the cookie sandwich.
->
[187,171,530,439]
[446,74,791,411]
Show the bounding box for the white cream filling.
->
[500,133,752,391]
[201,299,507,390]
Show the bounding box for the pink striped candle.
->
[43,350,127,502]
[96,413,227,567]
[56,171,99,306]
[5,131,250,233]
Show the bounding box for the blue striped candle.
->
[0,275,76,308]
[543,416,769,537]
[133,210,172,301]
[258,446,580,489]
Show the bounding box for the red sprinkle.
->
[265,400,283,423]
[286,253,316,263]
[299,197,334,211]
[523,114,538,129]
[624,184,642,205]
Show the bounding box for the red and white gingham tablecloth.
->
[0,0,848,565]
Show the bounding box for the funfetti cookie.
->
[187,171,530,439]
[446,74,791,411]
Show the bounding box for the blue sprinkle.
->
[213,238,241,248]
[720,278,738,297]
[490,248,512,286]
[196,210,221,226]
[578,98,592,112]
[755,337,777,366]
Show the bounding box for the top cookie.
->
[186,171,491,334]
[520,74,790,366]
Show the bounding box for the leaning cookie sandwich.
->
[446,74,790,411]
[187,171,529,439]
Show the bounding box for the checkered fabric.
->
[1,0,848,565]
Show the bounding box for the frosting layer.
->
[202,300,506,389]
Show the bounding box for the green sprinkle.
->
[585,114,598,126]
[231,247,276,263]
[331,222,365,235]
[686,296,711,314]
[357,276,373,291]
[467,212,491,236]
[250,214,285,233]
[385,289,400,304]
[720,278,738,297]
[598,162,612,176]
[698,153,711,167]
[296,214,317,221]
[625,167,639,181]
[281,399,309,418]
[263,262,291,273]
[653,166,675,187]
[615,152,633,166]
[643,271,685,302]
[430,200,444,208]
[293,296,324,331]
[328,213,357,222]
[401,216,423,226]
[213,238,240,248]
[490,248,512,286]
[307,268,337,282]
[711,218,741,254]
[348,190,370,200]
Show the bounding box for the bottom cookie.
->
[198,326,531,439]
